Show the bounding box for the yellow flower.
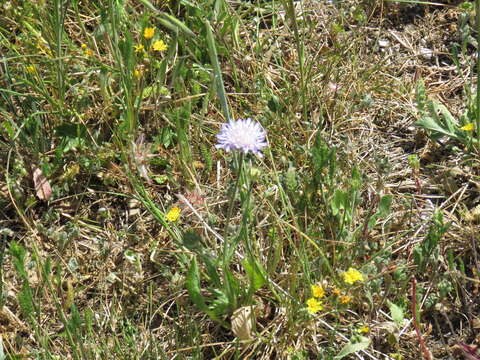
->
[332,287,341,296]
[81,43,87,49]
[311,284,325,298]
[85,48,94,56]
[461,123,475,131]
[357,325,370,334]
[134,69,142,78]
[339,295,351,304]
[306,298,323,315]
[143,27,155,40]
[152,39,167,52]
[343,268,364,285]
[134,44,145,53]
[26,65,36,74]
[166,207,181,222]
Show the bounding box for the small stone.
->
[378,39,390,48]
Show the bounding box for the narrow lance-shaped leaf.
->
[205,19,230,121]
[334,336,371,360]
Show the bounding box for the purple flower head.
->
[215,118,268,157]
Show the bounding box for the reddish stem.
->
[411,276,432,360]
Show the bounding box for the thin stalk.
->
[222,152,244,265]
[54,0,68,113]
[0,233,6,308]
[285,0,307,123]
[476,0,480,148]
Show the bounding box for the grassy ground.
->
[1,0,480,359]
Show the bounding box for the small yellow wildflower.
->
[26,65,36,74]
[152,39,167,52]
[81,43,87,49]
[134,44,145,53]
[357,325,370,334]
[332,287,341,296]
[134,69,142,78]
[166,207,181,222]
[143,27,155,40]
[306,298,323,315]
[343,268,364,285]
[461,123,475,131]
[339,295,351,304]
[311,284,325,298]
[85,48,94,56]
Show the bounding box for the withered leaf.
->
[33,167,52,200]
[231,306,255,341]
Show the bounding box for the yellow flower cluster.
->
[134,44,144,53]
[461,123,475,131]
[166,207,181,222]
[306,269,366,315]
[357,325,370,333]
[81,43,93,57]
[143,27,155,39]
[343,268,364,285]
[306,284,325,315]
[139,26,168,54]
[306,298,323,315]
[152,39,167,52]
[311,284,325,298]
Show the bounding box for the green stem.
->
[222,152,244,264]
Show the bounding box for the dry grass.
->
[1,0,480,359]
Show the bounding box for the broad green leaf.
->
[436,103,458,134]
[388,301,405,325]
[377,195,393,217]
[368,195,392,229]
[186,257,209,312]
[54,122,87,138]
[331,189,347,216]
[242,258,266,292]
[415,116,458,139]
[334,336,371,359]
[183,230,221,287]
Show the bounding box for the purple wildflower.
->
[215,118,268,157]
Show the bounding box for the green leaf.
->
[9,242,28,280]
[415,116,458,139]
[205,19,230,121]
[17,284,35,319]
[242,258,266,293]
[182,230,203,253]
[388,301,405,326]
[182,230,221,287]
[223,267,239,311]
[334,336,371,359]
[377,195,393,217]
[331,189,347,216]
[186,257,209,312]
[158,13,195,38]
[436,103,458,134]
[137,0,158,12]
[54,122,87,138]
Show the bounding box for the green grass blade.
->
[204,19,230,120]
